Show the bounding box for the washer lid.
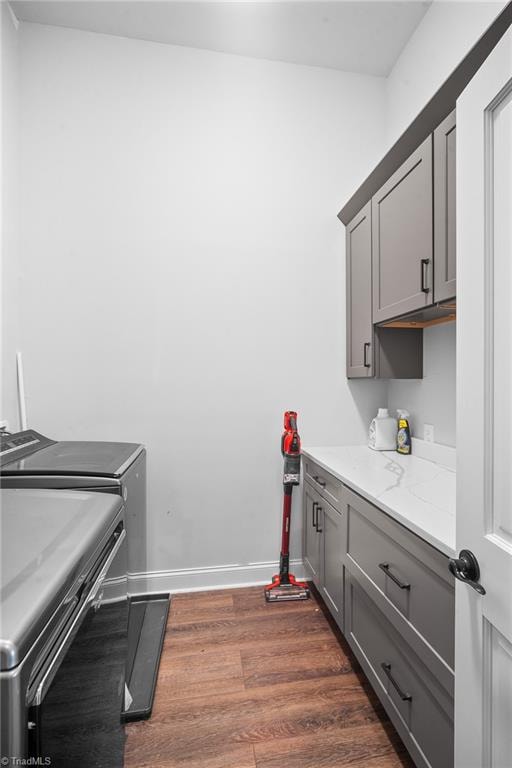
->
[0,488,123,671]
[1,440,143,478]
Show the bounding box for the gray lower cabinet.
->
[345,574,454,768]
[301,459,455,768]
[343,487,455,768]
[372,135,433,323]
[434,110,456,302]
[303,482,321,587]
[302,466,345,630]
[344,485,455,674]
[319,499,344,626]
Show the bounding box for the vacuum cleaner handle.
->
[283,410,297,433]
[282,411,301,485]
[282,412,300,455]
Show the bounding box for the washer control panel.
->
[0,430,56,468]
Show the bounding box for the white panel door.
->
[456,26,512,768]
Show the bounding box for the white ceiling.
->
[10,1,432,76]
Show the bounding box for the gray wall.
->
[15,22,387,588]
[387,323,456,447]
[1,3,21,433]
[384,1,507,147]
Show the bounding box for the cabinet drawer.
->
[303,458,343,512]
[346,575,453,768]
[345,487,454,668]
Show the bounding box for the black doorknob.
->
[448,549,486,595]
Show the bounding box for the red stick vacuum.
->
[264,411,310,602]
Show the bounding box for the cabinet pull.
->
[380,663,412,702]
[379,562,411,590]
[421,258,430,293]
[363,342,371,368]
[313,475,326,488]
[312,501,318,529]
[316,507,323,534]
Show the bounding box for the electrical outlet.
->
[424,424,434,443]
[0,420,9,432]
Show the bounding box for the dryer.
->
[0,488,128,765]
[0,430,169,721]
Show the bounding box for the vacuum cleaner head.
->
[264,575,310,603]
[265,583,310,602]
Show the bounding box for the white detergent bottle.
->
[368,408,397,451]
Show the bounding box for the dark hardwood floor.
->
[125,586,414,768]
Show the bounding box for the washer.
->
[0,431,146,576]
[0,429,169,721]
[1,488,128,766]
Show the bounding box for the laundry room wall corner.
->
[384,0,507,147]
[1,2,21,431]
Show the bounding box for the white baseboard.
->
[128,558,306,596]
[102,575,127,603]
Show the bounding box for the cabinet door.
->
[320,500,345,629]
[434,110,456,302]
[345,574,453,768]
[372,136,433,323]
[346,202,373,377]
[303,483,321,586]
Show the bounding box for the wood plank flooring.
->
[125,586,414,768]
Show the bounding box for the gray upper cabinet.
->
[345,203,423,380]
[344,122,456,379]
[346,202,373,377]
[372,136,433,323]
[434,110,456,302]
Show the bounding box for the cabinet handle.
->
[313,475,326,488]
[316,507,323,534]
[421,258,430,293]
[379,563,411,590]
[312,501,318,529]
[363,342,371,368]
[380,663,412,702]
